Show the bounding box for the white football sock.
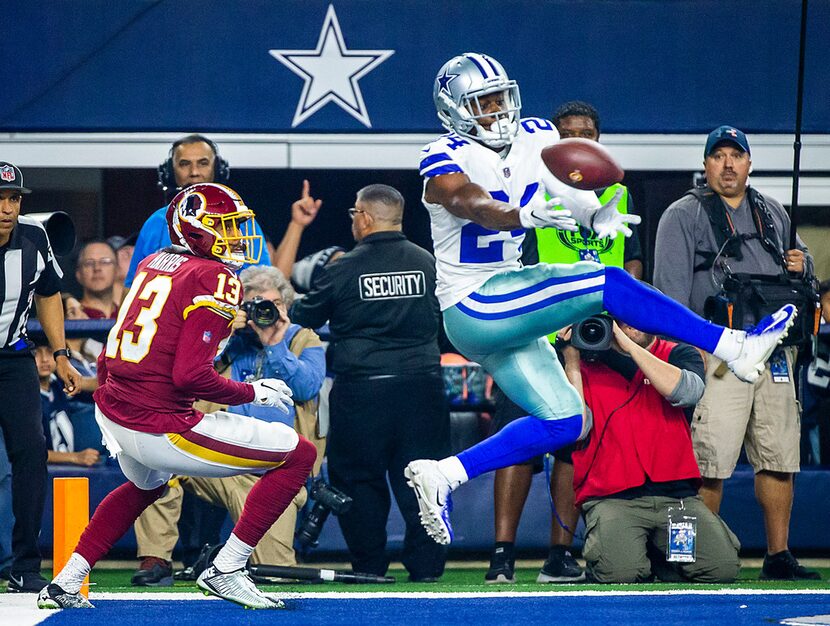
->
[437,456,468,489]
[712,328,745,362]
[212,533,254,574]
[52,553,90,595]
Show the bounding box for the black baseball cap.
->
[704,126,751,158]
[0,162,32,194]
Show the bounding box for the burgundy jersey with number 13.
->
[93,250,255,434]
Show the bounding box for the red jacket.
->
[572,338,702,507]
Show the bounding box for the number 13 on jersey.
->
[106,270,241,364]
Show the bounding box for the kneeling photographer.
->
[562,315,740,583]
[132,266,326,583]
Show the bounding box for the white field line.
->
[90,589,830,601]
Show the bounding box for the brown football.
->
[541,138,624,191]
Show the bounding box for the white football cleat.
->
[727,304,797,383]
[37,583,94,609]
[196,565,284,610]
[405,459,454,545]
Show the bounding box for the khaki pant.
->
[582,495,741,584]
[135,475,307,566]
[692,346,801,477]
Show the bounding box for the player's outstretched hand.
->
[518,191,578,231]
[589,188,642,240]
[251,378,293,413]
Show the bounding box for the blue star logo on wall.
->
[436,67,459,95]
[269,5,394,128]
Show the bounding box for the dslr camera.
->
[295,478,353,549]
[571,313,614,358]
[242,296,279,328]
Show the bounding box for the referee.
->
[292,184,449,582]
[0,162,80,593]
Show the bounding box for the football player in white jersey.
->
[405,52,798,545]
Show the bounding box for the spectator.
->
[131,266,325,585]
[75,239,119,319]
[485,100,644,584]
[125,134,272,287]
[106,233,136,306]
[34,344,101,466]
[0,162,81,593]
[292,184,450,582]
[561,321,740,583]
[654,125,820,580]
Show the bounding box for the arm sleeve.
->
[171,306,255,405]
[263,338,325,402]
[653,202,698,307]
[291,266,336,330]
[665,344,706,407]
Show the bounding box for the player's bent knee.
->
[286,435,317,472]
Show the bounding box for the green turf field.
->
[23,566,827,595]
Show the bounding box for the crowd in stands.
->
[2,113,827,591]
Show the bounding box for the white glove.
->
[251,378,293,414]
[587,188,642,240]
[518,191,578,231]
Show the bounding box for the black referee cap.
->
[0,162,32,194]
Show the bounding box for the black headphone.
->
[157,134,230,195]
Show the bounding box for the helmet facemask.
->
[201,211,262,270]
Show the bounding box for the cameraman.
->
[654,126,819,580]
[562,320,740,583]
[132,266,325,584]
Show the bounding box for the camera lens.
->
[579,319,604,343]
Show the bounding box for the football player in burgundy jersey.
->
[39,184,317,610]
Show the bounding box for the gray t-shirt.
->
[653,189,812,325]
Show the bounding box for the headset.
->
[157,134,230,195]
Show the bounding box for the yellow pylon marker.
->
[53,477,89,598]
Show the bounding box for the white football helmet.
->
[433,53,522,149]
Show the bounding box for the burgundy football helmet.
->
[167,183,262,268]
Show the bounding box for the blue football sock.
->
[602,266,722,353]
[457,414,582,480]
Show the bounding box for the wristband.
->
[53,348,70,360]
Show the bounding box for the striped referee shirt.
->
[0,215,63,355]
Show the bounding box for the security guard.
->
[292,184,449,582]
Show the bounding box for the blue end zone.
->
[41,595,830,626]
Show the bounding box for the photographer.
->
[654,126,819,580]
[132,266,325,584]
[563,318,740,583]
